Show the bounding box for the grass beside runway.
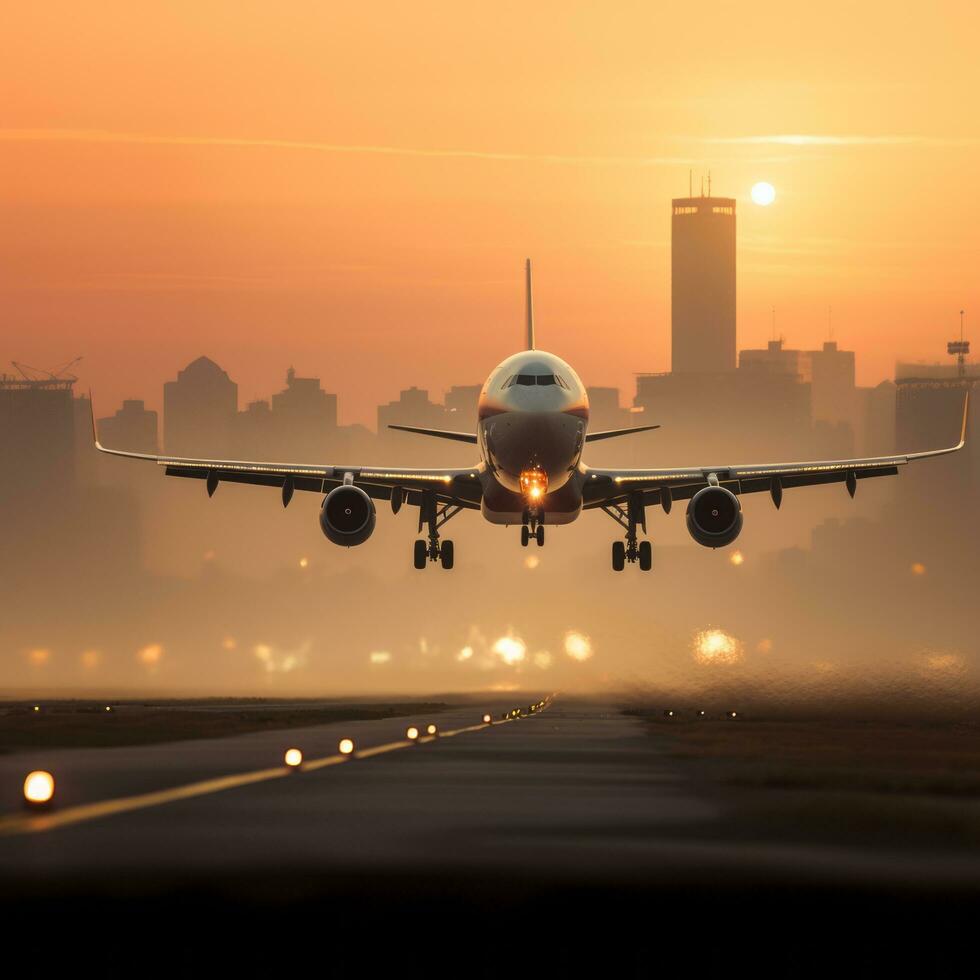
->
[625,699,980,850]
[0,699,449,752]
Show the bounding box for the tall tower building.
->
[671,193,736,373]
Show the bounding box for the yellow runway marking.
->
[0,766,289,837]
[0,699,554,838]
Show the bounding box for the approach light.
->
[728,711,738,719]
[284,748,303,767]
[105,706,112,712]
[33,706,40,713]
[664,710,674,718]
[698,710,705,717]
[426,724,438,737]
[482,713,492,724]
[338,738,355,755]
[406,726,420,740]
[23,770,55,807]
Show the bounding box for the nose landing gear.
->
[521,510,545,547]
[602,492,654,572]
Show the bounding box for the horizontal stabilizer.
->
[388,424,478,445]
[585,424,660,443]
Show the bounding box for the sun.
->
[750,181,776,206]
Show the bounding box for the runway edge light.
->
[482,713,492,725]
[406,726,420,741]
[426,723,438,737]
[339,738,355,755]
[284,748,303,767]
[23,770,55,808]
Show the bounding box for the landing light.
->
[284,748,303,767]
[338,738,355,755]
[520,468,548,502]
[23,770,54,807]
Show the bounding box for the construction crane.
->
[7,357,83,390]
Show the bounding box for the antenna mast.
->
[947,309,969,378]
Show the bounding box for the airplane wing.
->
[93,411,483,510]
[583,393,969,511]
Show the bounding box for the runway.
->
[2,696,978,973]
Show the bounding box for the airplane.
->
[94,260,969,572]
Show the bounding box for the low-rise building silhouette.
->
[98,399,158,454]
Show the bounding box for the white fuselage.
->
[476,350,590,524]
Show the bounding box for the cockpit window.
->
[503,373,571,389]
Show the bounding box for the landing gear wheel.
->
[611,540,626,571]
[638,540,652,571]
[535,525,545,547]
[521,526,530,547]
[440,540,454,569]
[413,539,427,569]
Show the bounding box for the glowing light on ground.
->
[221,636,237,651]
[693,628,743,665]
[24,770,54,805]
[27,648,51,667]
[406,726,419,740]
[564,630,593,662]
[756,638,773,654]
[750,181,776,206]
[493,633,526,666]
[80,649,102,669]
[524,554,540,570]
[284,748,303,767]
[369,650,392,665]
[730,550,745,566]
[911,562,926,576]
[923,652,964,674]
[482,713,492,724]
[533,651,553,669]
[252,641,308,673]
[426,724,438,736]
[137,643,163,668]
[338,738,355,754]
[456,646,474,662]
[299,557,309,568]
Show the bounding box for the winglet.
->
[89,390,103,450]
[905,389,970,461]
[525,258,535,350]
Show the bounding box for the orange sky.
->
[3,1,979,425]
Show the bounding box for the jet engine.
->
[686,485,743,549]
[319,485,376,546]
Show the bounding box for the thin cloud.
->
[0,127,699,168]
[702,134,980,147]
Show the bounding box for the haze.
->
[3,1,979,423]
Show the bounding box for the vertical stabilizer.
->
[525,258,536,350]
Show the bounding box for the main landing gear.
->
[520,510,545,548]
[603,492,653,572]
[413,491,461,570]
